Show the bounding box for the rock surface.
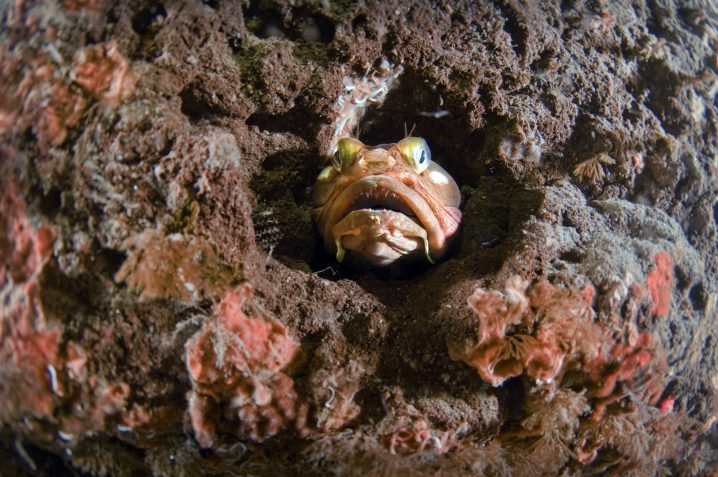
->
[1,0,717,475]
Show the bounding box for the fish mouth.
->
[318,176,444,263]
[344,189,417,217]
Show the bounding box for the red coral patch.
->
[71,42,135,107]
[185,283,307,446]
[449,277,602,387]
[647,251,672,317]
[0,185,55,284]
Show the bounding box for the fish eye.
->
[397,137,431,173]
[332,138,364,171]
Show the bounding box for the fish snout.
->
[357,149,396,173]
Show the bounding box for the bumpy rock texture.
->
[1,1,718,475]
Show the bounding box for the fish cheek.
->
[312,166,340,207]
[423,162,461,208]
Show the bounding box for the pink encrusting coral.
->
[71,41,136,107]
[185,283,308,446]
[448,277,603,387]
[451,274,672,422]
[0,189,131,439]
[0,185,55,284]
[647,251,673,318]
[0,39,134,150]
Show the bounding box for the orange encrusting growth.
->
[584,331,667,421]
[451,272,671,421]
[185,284,308,446]
[448,277,602,387]
[1,188,130,436]
[0,40,134,150]
[647,251,673,318]
[0,185,55,284]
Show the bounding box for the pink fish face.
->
[313,137,461,267]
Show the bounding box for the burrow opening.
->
[243,1,335,44]
[250,69,540,281]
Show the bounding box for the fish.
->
[312,136,461,267]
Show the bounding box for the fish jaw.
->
[331,209,433,267]
[316,175,446,259]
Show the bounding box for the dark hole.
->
[131,3,166,36]
[559,250,584,264]
[560,0,577,11]
[245,3,334,44]
[106,5,120,23]
[689,282,707,311]
[227,32,243,53]
[304,14,335,44]
[37,187,63,217]
[14,440,76,476]
[352,14,368,31]
[496,2,527,57]
[98,247,128,278]
[500,376,528,421]
[203,0,219,10]
[674,265,689,294]
[259,18,288,39]
[245,4,287,40]
[179,87,213,122]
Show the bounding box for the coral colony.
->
[450,270,673,421]
[185,284,308,446]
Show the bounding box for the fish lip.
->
[318,175,444,255]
